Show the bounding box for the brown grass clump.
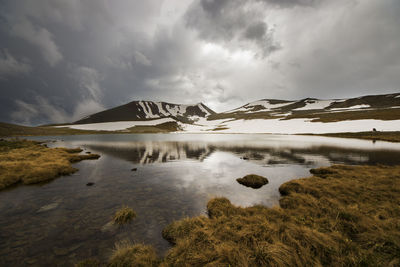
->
[160,165,400,266]
[109,242,159,267]
[63,148,83,153]
[0,139,100,190]
[113,207,136,225]
[236,174,269,189]
[75,258,101,267]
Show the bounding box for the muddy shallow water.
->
[1,134,400,266]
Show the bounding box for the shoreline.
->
[79,164,400,266]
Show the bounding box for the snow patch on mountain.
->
[294,100,335,111]
[198,103,212,115]
[330,104,371,111]
[155,102,169,116]
[229,100,293,112]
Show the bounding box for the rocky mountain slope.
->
[75,101,215,124]
[208,93,400,122]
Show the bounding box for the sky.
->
[0,0,399,125]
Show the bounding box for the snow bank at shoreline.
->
[181,118,400,134]
[55,117,400,134]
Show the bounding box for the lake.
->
[1,134,400,266]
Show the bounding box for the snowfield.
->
[228,100,294,112]
[294,100,335,111]
[180,118,400,134]
[56,118,175,131]
[56,117,400,134]
[330,104,371,111]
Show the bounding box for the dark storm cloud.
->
[185,0,281,57]
[259,0,322,8]
[0,0,400,125]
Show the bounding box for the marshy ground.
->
[81,164,400,266]
[0,139,100,189]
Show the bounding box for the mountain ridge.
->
[75,100,215,124]
[56,92,400,134]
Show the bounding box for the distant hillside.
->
[208,93,400,122]
[75,101,215,124]
[5,93,399,135]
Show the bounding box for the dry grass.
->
[0,121,180,137]
[314,131,400,143]
[160,165,400,266]
[0,122,110,137]
[77,164,400,266]
[75,258,101,267]
[0,139,100,190]
[236,174,269,189]
[113,207,136,225]
[109,242,159,267]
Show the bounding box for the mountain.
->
[75,101,215,124]
[63,93,400,134]
[207,93,400,122]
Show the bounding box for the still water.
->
[1,134,400,266]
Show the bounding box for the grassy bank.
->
[79,164,400,266]
[0,121,179,137]
[314,131,400,143]
[0,139,100,190]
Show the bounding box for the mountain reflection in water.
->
[80,137,400,166]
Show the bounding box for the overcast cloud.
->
[0,0,399,125]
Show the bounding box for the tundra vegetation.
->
[236,174,269,189]
[78,164,400,266]
[108,242,159,267]
[315,131,400,143]
[113,207,137,225]
[0,121,179,137]
[0,139,100,189]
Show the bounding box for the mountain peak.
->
[74,100,215,124]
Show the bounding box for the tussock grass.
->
[75,258,101,267]
[160,165,400,266]
[78,165,400,266]
[0,139,100,190]
[236,174,269,189]
[113,207,136,225]
[109,242,159,267]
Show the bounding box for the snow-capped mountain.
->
[61,93,400,134]
[75,101,215,124]
[208,93,400,121]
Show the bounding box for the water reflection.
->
[70,137,400,166]
[1,134,400,266]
